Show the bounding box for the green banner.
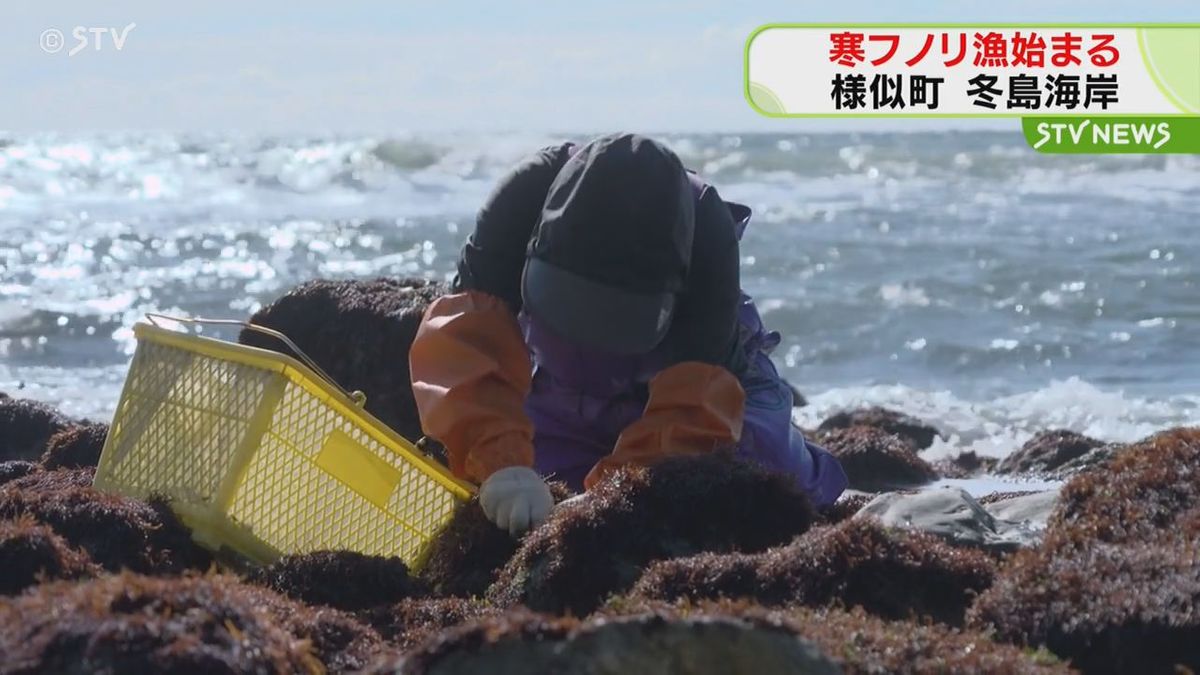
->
[1021,116,1200,153]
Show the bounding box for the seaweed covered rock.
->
[0,486,210,574]
[380,608,840,675]
[420,481,575,598]
[0,516,98,595]
[816,490,875,525]
[248,550,426,612]
[2,467,95,492]
[1050,426,1199,545]
[603,601,1067,674]
[361,597,500,648]
[630,518,995,626]
[815,425,937,491]
[420,499,522,599]
[995,429,1105,476]
[816,406,941,450]
[972,514,1200,673]
[932,450,998,479]
[0,573,382,673]
[969,428,1200,673]
[0,461,38,485]
[40,422,108,470]
[768,605,1067,674]
[0,396,72,462]
[487,455,815,615]
[240,277,446,442]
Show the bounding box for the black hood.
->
[529,133,694,293]
[521,133,695,353]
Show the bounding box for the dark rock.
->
[0,573,383,673]
[0,397,72,462]
[995,429,1104,476]
[380,608,840,675]
[815,425,937,491]
[1051,442,1122,478]
[420,481,575,598]
[0,516,98,595]
[239,277,447,443]
[247,550,426,612]
[0,486,210,574]
[40,423,108,470]
[933,451,998,479]
[969,427,1200,673]
[816,406,940,450]
[0,461,39,486]
[487,455,815,616]
[629,518,995,626]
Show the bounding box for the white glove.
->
[479,466,554,537]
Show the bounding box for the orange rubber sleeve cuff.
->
[584,362,746,490]
[409,290,535,484]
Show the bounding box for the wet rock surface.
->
[815,425,938,491]
[995,429,1105,476]
[932,450,998,479]
[239,277,447,442]
[0,461,39,485]
[1050,442,1121,478]
[816,406,941,450]
[857,487,1052,552]
[982,489,1059,527]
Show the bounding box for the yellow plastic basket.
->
[94,316,474,570]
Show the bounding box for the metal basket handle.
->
[143,313,368,407]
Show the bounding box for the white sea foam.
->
[793,377,1200,460]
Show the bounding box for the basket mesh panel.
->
[97,336,464,566]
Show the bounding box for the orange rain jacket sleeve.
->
[583,361,746,490]
[409,290,535,484]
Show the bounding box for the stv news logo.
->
[40,23,137,57]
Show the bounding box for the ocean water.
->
[2,131,1198,460]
